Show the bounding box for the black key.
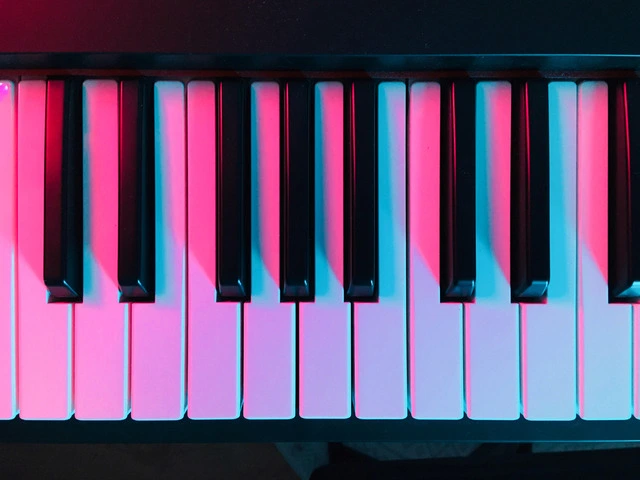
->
[217,80,250,301]
[609,79,640,301]
[511,80,550,302]
[344,80,377,301]
[280,81,314,301]
[440,80,476,302]
[118,79,155,302]
[44,79,83,302]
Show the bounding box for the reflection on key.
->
[345,81,377,301]
[17,80,73,419]
[511,80,550,301]
[44,79,83,302]
[609,80,640,301]
[74,80,129,420]
[354,82,407,419]
[243,82,296,419]
[118,80,155,301]
[0,80,16,419]
[187,81,241,419]
[521,82,577,420]
[409,82,463,419]
[130,82,186,420]
[217,81,250,300]
[281,80,314,301]
[578,81,632,420]
[465,82,520,420]
[440,81,476,302]
[299,82,351,419]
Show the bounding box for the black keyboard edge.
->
[2,416,640,443]
[3,54,640,72]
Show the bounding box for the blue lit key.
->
[521,82,577,420]
[465,82,520,420]
[577,81,632,420]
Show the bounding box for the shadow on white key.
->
[408,82,463,420]
[74,80,129,420]
[187,81,241,419]
[578,81,632,420]
[354,82,407,419]
[521,83,577,421]
[299,82,351,419]
[243,82,296,420]
[0,81,16,419]
[130,82,186,420]
[17,80,73,419]
[465,82,520,420]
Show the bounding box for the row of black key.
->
[42,77,640,304]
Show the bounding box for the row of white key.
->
[0,79,635,420]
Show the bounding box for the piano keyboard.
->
[0,76,639,433]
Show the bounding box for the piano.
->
[1,0,640,442]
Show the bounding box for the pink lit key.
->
[354,82,407,419]
[578,82,631,420]
[130,82,186,420]
[465,82,520,420]
[187,81,241,419]
[17,80,73,419]
[243,82,296,420]
[298,82,351,419]
[74,80,129,420]
[408,82,463,420]
[0,80,17,419]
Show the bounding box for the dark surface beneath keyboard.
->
[2,442,639,479]
[0,443,299,480]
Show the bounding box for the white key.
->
[299,82,351,419]
[187,81,241,419]
[17,80,73,419]
[408,82,463,419]
[0,81,17,419]
[354,82,407,419]
[74,80,129,420]
[130,82,186,420]
[578,81,632,420]
[521,82,577,420]
[465,81,519,420]
[243,82,296,419]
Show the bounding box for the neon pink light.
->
[0,79,16,419]
[0,83,9,101]
[74,80,129,420]
[17,80,72,419]
[490,85,511,282]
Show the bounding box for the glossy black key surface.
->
[43,78,83,302]
[281,81,314,301]
[118,79,155,302]
[511,80,550,302]
[609,80,640,301]
[440,81,476,302]
[217,80,250,301]
[344,80,377,301]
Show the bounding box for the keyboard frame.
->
[1,416,640,442]
[2,69,640,441]
[4,0,640,440]
[2,0,640,72]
